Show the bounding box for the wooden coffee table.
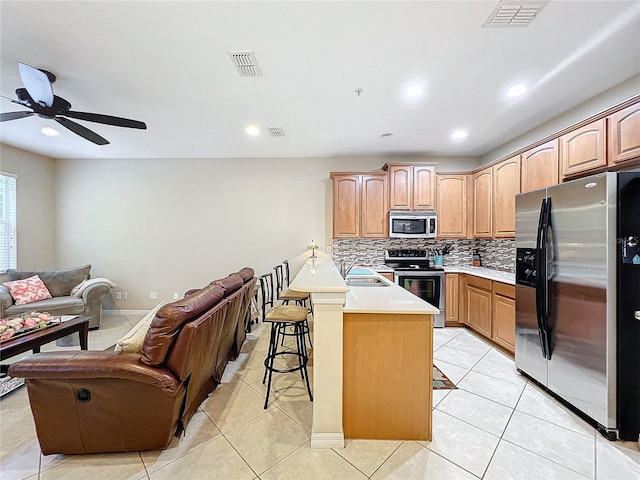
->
[0,316,91,372]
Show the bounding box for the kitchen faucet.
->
[341,258,358,278]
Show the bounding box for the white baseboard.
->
[310,432,345,449]
[103,309,148,316]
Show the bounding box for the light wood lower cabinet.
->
[459,274,515,354]
[445,273,459,324]
[343,312,433,440]
[492,282,516,353]
[466,276,492,337]
[379,271,395,281]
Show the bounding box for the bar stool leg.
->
[262,322,278,385]
[298,322,313,401]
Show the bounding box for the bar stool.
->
[273,262,313,348]
[258,273,313,409]
[274,263,309,306]
[284,260,314,316]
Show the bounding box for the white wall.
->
[0,147,476,310]
[55,155,477,310]
[480,74,640,166]
[0,144,56,273]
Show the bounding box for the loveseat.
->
[8,267,256,455]
[0,265,113,330]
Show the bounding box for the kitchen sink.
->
[345,277,389,287]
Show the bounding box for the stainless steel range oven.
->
[384,249,445,327]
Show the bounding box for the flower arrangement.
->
[0,312,53,342]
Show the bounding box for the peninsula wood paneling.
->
[343,312,432,440]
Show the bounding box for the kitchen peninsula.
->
[290,255,439,448]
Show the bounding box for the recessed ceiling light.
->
[405,85,423,97]
[245,125,260,136]
[41,127,59,137]
[451,129,468,140]
[507,84,527,97]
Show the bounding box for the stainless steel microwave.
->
[389,210,437,238]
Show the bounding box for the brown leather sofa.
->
[8,268,256,455]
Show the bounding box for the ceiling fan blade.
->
[18,62,54,107]
[55,117,109,145]
[64,110,147,129]
[0,111,34,122]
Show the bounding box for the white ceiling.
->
[0,1,639,161]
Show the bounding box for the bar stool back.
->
[257,273,313,409]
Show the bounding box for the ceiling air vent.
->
[266,127,285,137]
[482,1,548,28]
[228,51,263,77]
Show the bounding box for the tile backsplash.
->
[332,238,515,272]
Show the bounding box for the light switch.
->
[149,292,157,300]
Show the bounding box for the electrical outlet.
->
[149,292,157,300]
[122,292,128,300]
[115,292,122,300]
[326,245,332,253]
[173,292,180,300]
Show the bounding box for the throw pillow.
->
[3,275,53,305]
[114,302,165,353]
[72,277,116,298]
[7,265,91,297]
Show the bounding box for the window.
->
[0,172,17,273]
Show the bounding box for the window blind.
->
[0,172,17,273]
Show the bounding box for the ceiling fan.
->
[0,62,146,145]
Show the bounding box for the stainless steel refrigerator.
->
[515,171,640,441]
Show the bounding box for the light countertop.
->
[289,259,439,315]
[443,265,515,285]
[344,269,439,315]
[289,256,349,293]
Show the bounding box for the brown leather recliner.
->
[8,268,256,455]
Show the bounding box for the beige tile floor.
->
[1,314,639,480]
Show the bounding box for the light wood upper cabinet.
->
[492,156,520,238]
[387,165,412,210]
[560,118,607,178]
[436,174,471,238]
[413,166,436,210]
[331,174,360,238]
[331,172,387,238]
[385,164,435,210]
[361,174,389,237]
[473,168,492,238]
[608,103,640,164]
[521,139,559,193]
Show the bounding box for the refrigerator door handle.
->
[535,197,549,359]
[540,196,553,359]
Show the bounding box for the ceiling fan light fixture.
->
[41,126,59,137]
